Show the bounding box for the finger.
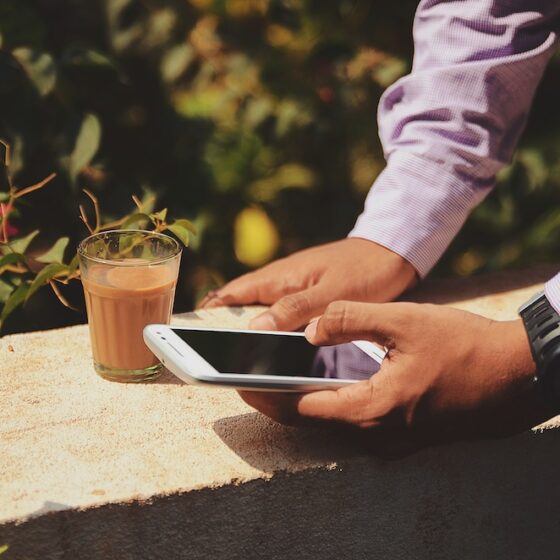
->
[305,300,406,348]
[197,290,221,309]
[237,390,304,426]
[199,259,310,309]
[198,274,261,309]
[199,269,285,309]
[296,370,397,428]
[249,284,330,331]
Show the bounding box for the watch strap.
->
[519,294,560,367]
[519,293,560,411]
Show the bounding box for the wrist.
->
[505,319,537,377]
[501,319,537,381]
[347,237,418,292]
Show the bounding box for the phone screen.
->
[171,329,380,380]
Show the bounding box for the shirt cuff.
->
[545,274,560,315]
[349,151,493,277]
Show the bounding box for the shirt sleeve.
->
[349,0,559,277]
[545,274,560,314]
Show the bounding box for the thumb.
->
[249,285,330,331]
[296,367,398,428]
[305,301,404,348]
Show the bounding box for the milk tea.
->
[82,259,177,371]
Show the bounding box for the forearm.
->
[351,0,559,277]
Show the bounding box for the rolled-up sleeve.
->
[546,274,560,314]
[350,0,559,277]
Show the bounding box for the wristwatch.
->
[518,291,560,411]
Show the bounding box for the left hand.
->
[239,301,551,441]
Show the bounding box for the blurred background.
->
[1,0,559,334]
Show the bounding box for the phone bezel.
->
[143,324,385,392]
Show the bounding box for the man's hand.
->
[199,238,417,331]
[240,301,550,440]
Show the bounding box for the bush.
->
[1,0,559,333]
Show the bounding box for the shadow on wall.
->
[212,405,558,472]
[210,412,428,473]
[212,412,363,473]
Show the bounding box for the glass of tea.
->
[78,230,181,382]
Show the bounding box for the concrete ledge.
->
[2,265,560,559]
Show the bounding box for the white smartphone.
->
[143,324,386,391]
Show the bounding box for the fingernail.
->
[198,290,220,309]
[250,313,277,331]
[304,319,319,340]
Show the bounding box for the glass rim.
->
[77,229,182,266]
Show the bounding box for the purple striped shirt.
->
[349,0,560,312]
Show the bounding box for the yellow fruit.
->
[234,207,279,267]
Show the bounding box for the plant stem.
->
[13,173,56,199]
[83,189,101,232]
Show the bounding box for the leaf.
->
[0,544,8,554]
[0,278,13,302]
[106,0,147,53]
[36,237,69,264]
[245,97,274,128]
[0,253,25,268]
[171,218,197,235]
[5,230,39,254]
[160,44,193,83]
[151,208,167,222]
[373,58,408,88]
[66,254,80,276]
[0,283,29,326]
[0,139,9,165]
[2,135,23,177]
[518,149,548,190]
[249,163,315,202]
[26,263,67,302]
[122,212,151,229]
[118,231,142,255]
[12,48,57,96]
[0,192,9,202]
[69,113,102,182]
[61,47,116,70]
[166,223,190,246]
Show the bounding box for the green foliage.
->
[0,0,559,331]
[26,262,67,302]
[66,113,102,184]
[36,237,69,263]
[12,47,56,96]
[6,230,38,254]
[0,282,29,325]
[167,221,193,245]
[0,148,195,329]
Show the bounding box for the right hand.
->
[198,238,417,331]
[239,301,544,439]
